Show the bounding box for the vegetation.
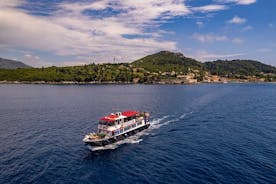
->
[0,64,135,82]
[204,59,276,77]
[0,51,276,83]
[132,51,203,73]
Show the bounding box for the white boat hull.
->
[83,123,150,147]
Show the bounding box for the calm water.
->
[0,84,275,184]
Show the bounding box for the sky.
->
[0,0,275,67]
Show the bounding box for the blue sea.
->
[0,84,275,184]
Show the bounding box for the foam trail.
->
[180,111,194,119]
[180,113,187,119]
[151,115,170,124]
[150,118,179,130]
[88,144,118,151]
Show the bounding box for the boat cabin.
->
[98,111,140,135]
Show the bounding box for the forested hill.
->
[132,51,202,73]
[204,59,276,77]
[0,51,275,83]
[0,58,31,69]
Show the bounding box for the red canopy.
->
[100,114,118,121]
[122,110,139,117]
[99,110,139,122]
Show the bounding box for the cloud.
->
[216,0,256,5]
[0,0,192,63]
[256,48,272,52]
[232,38,244,44]
[0,9,92,55]
[242,25,253,31]
[228,15,246,24]
[192,33,244,44]
[192,33,228,43]
[0,0,189,64]
[0,0,256,64]
[22,53,52,67]
[0,0,23,8]
[191,50,246,61]
[192,4,227,12]
[196,21,204,28]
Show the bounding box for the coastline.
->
[1,80,275,85]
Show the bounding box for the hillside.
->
[204,59,276,77]
[0,64,128,82]
[0,51,276,83]
[132,51,202,73]
[0,58,31,69]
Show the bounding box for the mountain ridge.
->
[0,58,31,69]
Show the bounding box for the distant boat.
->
[83,111,150,148]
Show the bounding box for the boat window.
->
[124,126,130,131]
[107,121,115,126]
[99,120,115,126]
[126,117,132,121]
[99,120,106,125]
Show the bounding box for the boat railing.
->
[86,132,110,141]
[136,116,144,122]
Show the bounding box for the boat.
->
[83,110,150,147]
